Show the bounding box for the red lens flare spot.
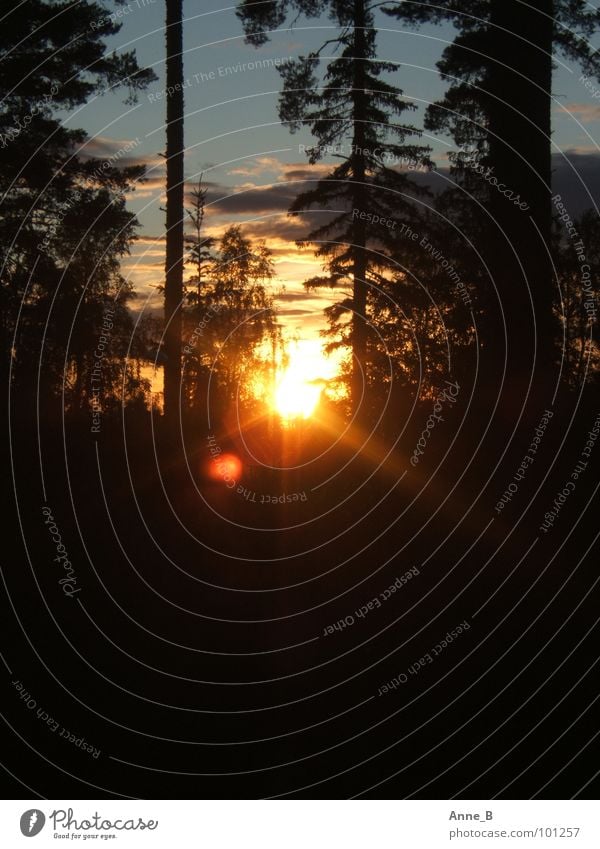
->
[208,452,243,484]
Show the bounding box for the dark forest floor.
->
[3,383,600,799]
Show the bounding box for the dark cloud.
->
[276,291,318,303]
[551,150,600,216]
[79,135,139,157]
[76,135,156,171]
[242,215,311,243]
[283,166,332,182]
[427,153,600,216]
[206,182,298,215]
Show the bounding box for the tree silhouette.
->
[185,177,216,306]
[163,0,185,432]
[182,224,279,421]
[388,0,600,385]
[240,0,432,418]
[0,0,155,416]
[554,211,600,389]
[236,0,326,47]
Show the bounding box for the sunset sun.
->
[274,371,322,420]
[272,340,336,420]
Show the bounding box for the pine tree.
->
[387,0,600,383]
[554,211,600,389]
[0,0,155,408]
[240,0,432,417]
[185,177,216,305]
[235,0,326,47]
[182,224,278,420]
[163,0,185,432]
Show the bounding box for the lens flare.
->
[208,452,243,483]
[272,340,336,420]
[274,373,321,419]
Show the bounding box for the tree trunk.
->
[487,0,554,390]
[351,0,368,419]
[163,0,185,430]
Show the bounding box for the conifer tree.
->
[239,0,432,417]
[387,0,600,380]
[0,0,155,406]
[164,0,185,431]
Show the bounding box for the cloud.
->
[277,308,315,317]
[120,147,600,339]
[276,291,320,303]
[556,103,600,123]
[416,153,600,216]
[236,214,311,242]
[206,181,298,215]
[78,135,139,157]
[282,163,335,181]
[552,150,600,215]
[227,156,290,178]
[76,135,157,171]
[135,234,166,245]
[219,155,347,186]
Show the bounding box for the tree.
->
[387,0,600,382]
[182,224,279,422]
[0,0,155,411]
[554,211,600,389]
[163,0,185,432]
[239,0,432,418]
[185,177,216,306]
[180,178,216,414]
[236,0,326,46]
[39,189,148,415]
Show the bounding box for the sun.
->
[272,340,336,420]
[275,372,322,419]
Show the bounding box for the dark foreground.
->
[2,383,600,799]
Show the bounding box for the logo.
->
[20,810,45,837]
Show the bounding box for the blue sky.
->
[63,1,600,341]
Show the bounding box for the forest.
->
[2,0,600,801]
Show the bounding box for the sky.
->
[63,0,600,354]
